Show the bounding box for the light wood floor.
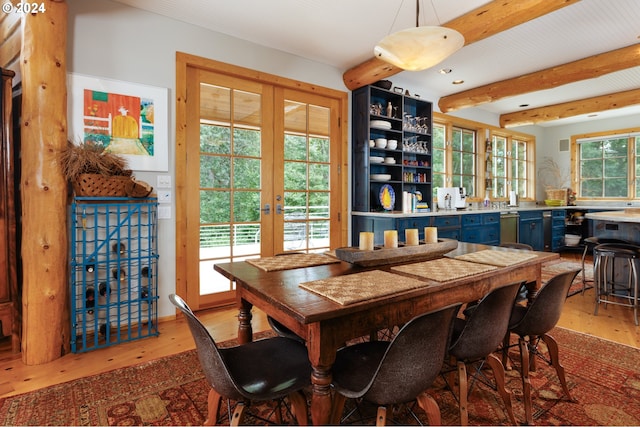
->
[0,253,638,400]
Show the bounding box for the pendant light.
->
[374,0,464,71]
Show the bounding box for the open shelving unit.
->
[352,85,433,213]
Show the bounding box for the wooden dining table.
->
[214,242,558,425]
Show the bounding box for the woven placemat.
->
[454,249,539,266]
[246,253,340,272]
[299,270,429,305]
[391,258,498,282]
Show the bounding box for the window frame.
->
[571,127,640,201]
[433,112,536,204]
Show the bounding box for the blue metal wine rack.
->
[70,197,159,353]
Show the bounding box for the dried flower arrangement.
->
[60,141,131,180]
[59,141,152,197]
[537,157,570,190]
[538,156,570,204]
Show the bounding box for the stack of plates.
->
[371,174,391,181]
[370,156,384,164]
[370,120,391,130]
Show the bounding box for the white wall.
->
[68,0,640,318]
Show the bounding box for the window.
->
[451,126,477,196]
[432,113,535,203]
[575,131,640,199]
[490,134,533,199]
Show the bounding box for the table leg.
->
[310,364,333,426]
[237,300,253,344]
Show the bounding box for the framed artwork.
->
[67,73,169,171]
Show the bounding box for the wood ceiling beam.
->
[440,43,640,113]
[499,88,640,128]
[342,0,580,91]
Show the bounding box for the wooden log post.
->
[20,0,69,364]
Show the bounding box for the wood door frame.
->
[175,52,348,310]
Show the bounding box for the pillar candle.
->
[384,230,398,248]
[405,228,419,246]
[358,232,375,251]
[424,227,438,243]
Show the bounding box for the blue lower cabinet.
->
[434,215,461,241]
[519,211,544,251]
[461,212,500,245]
[397,217,432,241]
[352,216,396,247]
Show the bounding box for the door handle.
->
[276,204,283,215]
[261,204,271,215]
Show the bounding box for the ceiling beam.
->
[342,0,580,91]
[499,88,640,128]
[440,43,640,113]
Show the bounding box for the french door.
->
[177,55,347,309]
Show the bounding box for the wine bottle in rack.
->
[85,258,95,273]
[99,281,111,297]
[85,287,95,314]
[111,267,126,282]
[111,242,126,255]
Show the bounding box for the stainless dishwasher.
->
[500,211,519,244]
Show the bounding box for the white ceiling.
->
[112,0,640,128]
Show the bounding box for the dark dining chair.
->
[501,269,581,425]
[499,242,534,302]
[168,294,311,426]
[329,304,461,426]
[445,282,522,426]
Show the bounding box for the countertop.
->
[585,210,640,223]
[352,204,617,218]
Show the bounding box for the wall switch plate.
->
[158,190,172,204]
[158,205,171,219]
[157,175,172,188]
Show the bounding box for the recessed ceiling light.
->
[439,68,452,74]
[452,79,464,85]
[519,104,529,108]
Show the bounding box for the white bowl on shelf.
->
[369,140,375,148]
[564,234,581,246]
[384,157,395,164]
[370,120,392,130]
[387,140,398,150]
[374,138,388,148]
[371,174,391,181]
[370,156,384,164]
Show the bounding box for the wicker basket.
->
[125,178,153,198]
[546,188,567,204]
[73,174,131,197]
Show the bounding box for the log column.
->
[20,0,69,364]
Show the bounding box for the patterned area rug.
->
[1,327,639,425]
[542,259,592,296]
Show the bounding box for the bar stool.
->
[592,243,639,326]
[581,237,629,294]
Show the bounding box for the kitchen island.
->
[585,210,640,244]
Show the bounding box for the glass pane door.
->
[276,90,335,254]
[198,79,266,305]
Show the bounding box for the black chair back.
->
[169,294,243,400]
[363,304,460,404]
[449,282,522,361]
[510,269,580,337]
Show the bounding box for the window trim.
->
[433,112,536,203]
[571,126,640,201]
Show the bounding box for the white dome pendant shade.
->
[374,26,464,71]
